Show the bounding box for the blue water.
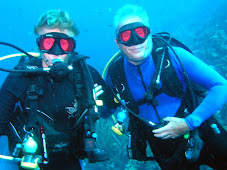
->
[0,0,226,84]
[0,0,226,168]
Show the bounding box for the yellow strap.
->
[101,51,122,123]
[111,115,117,123]
[102,51,121,79]
[0,155,14,161]
[95,100,103,106]
[0,52,40,61]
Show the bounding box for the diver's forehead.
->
[37,27,75,37]
[117,16,144,32]
[121,16,143,25]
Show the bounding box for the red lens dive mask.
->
[117,22,151,47]
[37,32,76,55]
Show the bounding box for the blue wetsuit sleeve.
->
[173,47,227,130]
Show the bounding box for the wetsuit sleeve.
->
[0,73,28,135]
[174,47,227,130]
[88,65,117,117]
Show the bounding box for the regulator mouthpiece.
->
[111,122,125,136]
[49,59,69,81]
[111,102,128,136]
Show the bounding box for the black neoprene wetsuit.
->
[0,57,116,170]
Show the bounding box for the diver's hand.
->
[152,117,190,139]
[94,83,104,99]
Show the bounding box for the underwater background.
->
[0,0,227,169]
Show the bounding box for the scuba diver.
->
[0,10,116,170]
[104,4,227,169]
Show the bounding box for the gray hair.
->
[113,4,150,35]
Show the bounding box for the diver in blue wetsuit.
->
[106,4,227,169]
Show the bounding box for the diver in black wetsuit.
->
[0,10,116,170]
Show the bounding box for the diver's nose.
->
[49,43,65,55]
[130,31,146,46]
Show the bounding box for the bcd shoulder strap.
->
[151,36,185,99]
[108,56,139,115]
[108,34,187,114]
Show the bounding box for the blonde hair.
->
[34,10,80,36]
[113,4,150,35]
